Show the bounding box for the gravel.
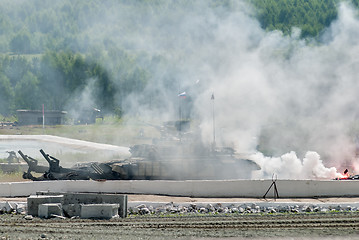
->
[128,201,359,216]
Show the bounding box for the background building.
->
[16,110,67,125]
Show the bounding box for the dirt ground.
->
[2,195,359,239]
[1,211,359,239]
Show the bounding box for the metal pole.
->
[42,104,45,129]
[179,96,182,141]
[211,93,215,149]
[177,83,182,141]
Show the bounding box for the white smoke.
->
[251,151,341,179]
[58,1,359,179]
[66,78,98,123]
[191,2,359,177]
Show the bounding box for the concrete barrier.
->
[80,204,119,219]
[27,195,64,216]
[4,181,67,197]
[36,192,128,218]
[38,203,63,218]
[1,179,359,198]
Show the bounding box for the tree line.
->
[0,49,151,116]
[0,0,357,118]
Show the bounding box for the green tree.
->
[14,71,41,110]
[249,0,340,38]
[10,30,32,54]
[0,73,14,115]
[3,56,31,87]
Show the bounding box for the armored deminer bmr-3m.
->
[19,120,261,181]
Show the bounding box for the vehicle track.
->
[1,212,359,239]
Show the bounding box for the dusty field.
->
[1,211,359,239]
[2,194,359,239]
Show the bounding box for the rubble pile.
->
[128,202,359,216]
[0,202,27,215]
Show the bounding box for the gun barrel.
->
[40,149,61,172]
[18,150,49,173]
[40,149,51,164]
[18,150,29,164]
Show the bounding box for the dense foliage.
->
[250,0,335,37]
[253,0,359,37]
[0,0,357,119]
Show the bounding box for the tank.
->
[110,120,261,180]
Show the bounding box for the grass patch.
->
[0,115,17,123]
[0,170,26,182]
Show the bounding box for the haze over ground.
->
[2,1,359,179]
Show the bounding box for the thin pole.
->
[211,93,215,149]
[42,104,45,129]
[178,83,181,121]
[179,96,182,141]
[178,82,182,141]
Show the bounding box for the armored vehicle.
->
[110,120,260,180]
[20,120,260,181]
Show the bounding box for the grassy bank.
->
[0,117,161,147]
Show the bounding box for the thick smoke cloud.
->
[59,1,359,179]
[251,151,340,179]
[197,1,359,178]
[186,2,359,178]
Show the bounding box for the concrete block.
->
[118,195,127,218]
[65,193,127,218]
[62,204,81,217]
[27,195,63,216]
[37,192,128,217]
[38,203,63,218]
[80,204,119,219]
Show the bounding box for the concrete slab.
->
[80,204,119,219]
[37,192,127,218]
[27,195,63,216]
[38,203,63,218]
[4,180,359,199]
[27,193,127,218]
[0,135,130,162]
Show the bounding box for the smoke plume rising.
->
[3,0,356,179]
[62,1,359,179]
[186,2,359,179]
